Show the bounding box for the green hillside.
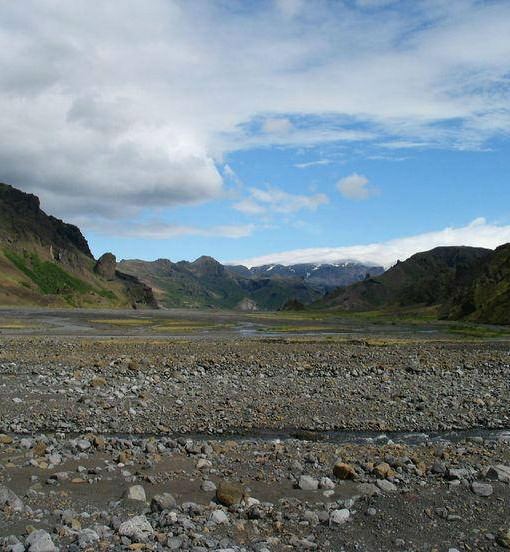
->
[0,183,156,308]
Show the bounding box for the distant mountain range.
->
[118,258,382,310]
[1,182,509,322]
[0,183,156,308]
[315,245,510,324]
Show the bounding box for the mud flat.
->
[1,323,510,550]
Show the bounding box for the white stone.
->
[124,485,146,502]
[118,515,153,541]
[330,508,350,525]
[210,510,229,524]
[298,475,319,491]
[376,479,397,492]
[25,530,56,552]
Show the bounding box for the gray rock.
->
[76,439,91,451]
[78,528,99,548]
[471,481,493,497]
[210,510,229,524]
[303,510,319,524]
[431,461,446,474]
[376,479,397,492]
[0,485,24,512]
[298,475,319,491]
[356,483,381,497]
[485,464,510,483]
[167,536,184,550]
[201,480,217,492]
[25,530,56,552]
[447,468,469,481]
[319,477,335,490]
[151,492,177,512]
[496,528,510,549]
[124,485,146,502]
[330,508,350,525]
[118,515,153,541]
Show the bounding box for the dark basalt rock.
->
[94,252,117,280]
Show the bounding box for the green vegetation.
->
[4,249,117,306]
[89,318,152,326]
[5,250,92,295]
[447,324,510,339]
[97,289,117,300]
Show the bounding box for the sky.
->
[1,0,510,268]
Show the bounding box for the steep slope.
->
[316,246,492,311]
[444,243,510,324]
[0,183,156,308]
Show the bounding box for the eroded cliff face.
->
[0,182,157,309]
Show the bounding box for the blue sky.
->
[1,0,510,267]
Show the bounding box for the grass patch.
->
[89,318,152,326]
[0,322,38,329]
[259,324,332,333]
[5,250,92,295]
[447,324,510,339]
[153,321,232,332]
[97,289,117,300]
[4,249,120,306]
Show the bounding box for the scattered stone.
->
[150,492,176,512]
[0,485,24,512]
[118,515,153,541]
[201,480,217,492]
[210,510,229,524]
[0,434,13,444]
[496,529,510,549]
[330,509,350,525]
[25,530,56,552]
[216,481,244,506]
[374,462,395,478]
[124,485,147,502]
[333,462,356,480]
[76,439,91,451]
[319,477,335,490]
[471,481,493,497]
[78,528,99,548]
[376,479,398,492]
[298,475,319,490]
[486,465,510,483]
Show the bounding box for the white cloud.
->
[337,173,378,200]
[234,186,329,216]
[0,0,510,227]
[262,118,293,134]
[275,0,305,18]
[233,218,510,268]
[89,221,255,240]
[295,159,332,169]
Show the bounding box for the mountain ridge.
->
[314,244,510,324]
[118,258,382,310]
[0,182,157,308]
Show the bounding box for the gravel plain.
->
[1,311,510,551]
